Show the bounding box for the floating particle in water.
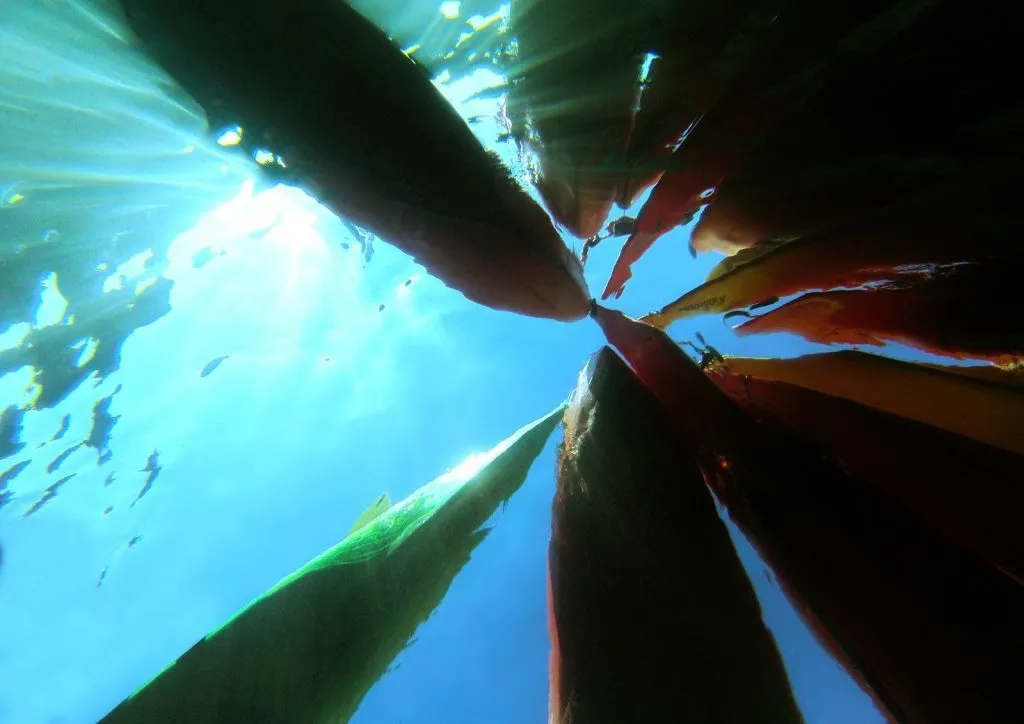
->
[41,229,60,244]
[378,304,386,312]
[130,451,162,507]
[397,276,420,299]
[51,414,70,441]
[323,356,332,363]
[22,473,76,518]
[45,443,82,474]
[200,355,230,378]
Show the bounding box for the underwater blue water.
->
[0,1,961,722]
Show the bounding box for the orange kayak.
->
[721,351,1024,456]
[733,268,1023,367]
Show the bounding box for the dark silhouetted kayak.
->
[549,346,802,723]
[506,0,646,239]
[115,0,590,321]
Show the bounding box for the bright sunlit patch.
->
[73,338,100,368]
[150,178,459,435]
[639,52,659,83]
[467,7,508,31]
[177,178,272,241]
[439,1,461,19]
[253,148,288,168]
[35,273,69,328]
[103,250,154,293]
[135,278,159,296]
[169,185,333,302]
[448,451,488,480]
[215,126,243,147]
[0,365,38,409]
[431,406,553,499]
[270,207,321,255]
[235,177,256,203]
[435,67,504,111]
[0,322,31,352]
[633,52,660,113]
[396,274,420,299]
